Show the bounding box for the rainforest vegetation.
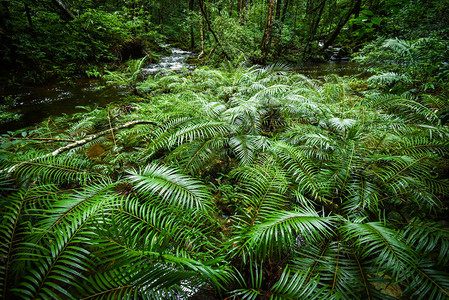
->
[1,0,449,299]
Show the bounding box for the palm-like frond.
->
[85,217,231,299]
[365,93,438,123]
[292,240,386,299]
[229,135,270,166]
[342,222,416,281]
[244,209,335,260]
[400,218,449,265]
[368,154,444,211]
[146,120,231,157]
[224,98,264,134]
[78,253,231,300]
[0,191,28,299]
[270,267,331,300]
[11,182,117,300]
[231,163,289,223]
[368,72,412,86]
[390,135,449,157]
[127,163,213,212]
[108,195,210,253]
[168,137,226,173]
[4,151,99,184]
[404,260,449,300]
[270,141,331,205]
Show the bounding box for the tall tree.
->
[275,0,282,21]
[261,0,276,63]
[281,0,289,23]
[189,0,195,50]
[51,0,76,20]
[303,0,327,58]
[198,0,230,60]
[320,0,361,52]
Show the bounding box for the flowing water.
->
[142,47,195,74]
[0,79,125,133]
[0,48,364,133]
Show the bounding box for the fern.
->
[2,65,449,300]
[4,151,99,185]
[127,163,213,212]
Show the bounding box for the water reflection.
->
[0,79,124,132]
[1,55,367,133]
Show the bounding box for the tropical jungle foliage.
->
[1,0,449,299]
[1,64,449,299]
[2,0,448,85]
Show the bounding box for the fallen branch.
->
[8,137,76,142]
[2,120,156,174]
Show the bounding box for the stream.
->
[0,48,363,133]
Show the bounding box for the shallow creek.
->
[1,48,363,133]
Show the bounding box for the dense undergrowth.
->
[0,1,164,86]
[1,65,448,299]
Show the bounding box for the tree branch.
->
[2,120,156,174]
[8,137,76,142]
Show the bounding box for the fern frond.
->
[232,163,289,222]
[168,137,226,174]
[368,72,412,86]
[365,93,438,123]
[404,259,449,300]
[243,209,335,260]
[127,163,213,212]
[12,185,117,299]
[229,135,270,166]
[0,192,28,298]
[270,266,331,300]
[146,120,230,157]
[270,141,331,204]
[6,151,98,184]
[400,218,449,265]
[342,222,416,280]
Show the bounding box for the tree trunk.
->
[281,0,289,23]
[158,0,163,34]
[25,3,33,29]
[321,0,361,52]
[198,8,205,58]
[229,0,233,17]
[51,0,76,20]
[351,0,362,32]
[198,0,231,60]
[275,0,282,21]
[261,0,276,63]
[303,0,327,58]
[189,0,195,50]
[237,0,243,17]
